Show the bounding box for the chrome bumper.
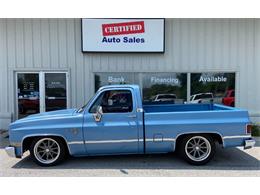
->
[5,146,16,158]
[244,139,256,149]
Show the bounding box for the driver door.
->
[83,88,139,155]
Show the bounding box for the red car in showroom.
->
[222,89,235,107]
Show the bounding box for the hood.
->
[12,108,78,124]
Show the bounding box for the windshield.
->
[77,93,97,113]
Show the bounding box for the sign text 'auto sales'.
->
[82,19,164,52]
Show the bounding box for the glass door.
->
[44,73,67,112]
[17,72,68,119]
[17,73,40,119]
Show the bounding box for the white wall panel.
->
[253,19,260,120]
[49,19,59,68]
[0,20,7,112]
[6,19,16,68]
[15,19,25,68]
[32,19,42,68]
[24,19,34,67]
[40,19,51,68]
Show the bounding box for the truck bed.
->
[142,103,250,153]
[143,103,233,113]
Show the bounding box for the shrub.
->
[252,124,260,137]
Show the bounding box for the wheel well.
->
[22,136,69,154]
[175,133,223,147]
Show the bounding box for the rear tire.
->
[29,137,66,167]
[178,134,216,165]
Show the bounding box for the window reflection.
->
[94,72,235,107]
[45,73,67,111]
[18,73,40,119]
[94,73,138,92]
[191,73,235,106]
[142,73,187,104]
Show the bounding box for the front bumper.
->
[244,139,256,149]
[5,146,16,158]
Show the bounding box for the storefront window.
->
[142,73,187,104]
[190,73,235,106]
[94,72,235,107]
[94,73,138,92]
[17,73,40,119]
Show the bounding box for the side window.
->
[89,90,133,113]
[194,95,201,100]
[201,94,213,99]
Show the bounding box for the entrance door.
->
[44,73,67,112]
[17,73,40,119]
[17,72,68,119]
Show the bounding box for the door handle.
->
[128,114,137,118]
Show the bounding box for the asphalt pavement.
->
[0,135,259,176]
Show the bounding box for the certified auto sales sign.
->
[82,19,165,52]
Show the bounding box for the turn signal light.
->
[246,124,252,134]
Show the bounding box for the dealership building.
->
[0,18,260,130]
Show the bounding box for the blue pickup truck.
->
[5,85,255,166]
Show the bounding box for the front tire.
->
[30,137,66,166]
[178,135,216,165]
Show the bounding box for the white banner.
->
[82,19,165,52]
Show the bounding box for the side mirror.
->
[93,106,103,122]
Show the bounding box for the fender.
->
[173,131,224,150]
[21,133,73,157]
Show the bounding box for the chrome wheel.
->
[33,138,61,164]
[185,136,211,162]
